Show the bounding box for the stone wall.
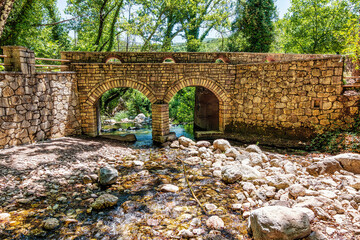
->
[62,51,336,65]
[72,53,359,145]
[227,57,359,142]
[0,72,81,148]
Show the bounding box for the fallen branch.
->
[178,157,207,215]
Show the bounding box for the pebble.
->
[206,216,224,230]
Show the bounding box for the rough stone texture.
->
[206,216,224,230]
[1,46,359,148]
[91,194,118,210]
[306,158,343,176]
[333,153,360,174]
[63,51,358,146]
[222,164,262,183]
[249,206,311,240]
[98,166,118,185]
[213,139,231,151]
[0,72,81,149]
[43,218,60,230]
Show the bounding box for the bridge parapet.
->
[61,51,337,65]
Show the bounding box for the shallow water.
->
[101,123,194,147]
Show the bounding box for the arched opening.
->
[215,58,225,64]
[163,57,176,63]
[106,57,122,64]
[164,78,229,133]
[97,87,153,145]
[169,86,220,139]
[194,87,219,131]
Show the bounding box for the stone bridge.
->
[0,46,359,148]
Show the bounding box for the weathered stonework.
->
[0,46,358,147]
[62,51,359,145]
[0,72,81,148]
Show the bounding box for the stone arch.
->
[163,77,229,104]
[214,54,230,64]
[81,78,157,137]
[163,77,229,132]
[85,78,157,105]
[162,55,176,63]
[103,55,124,63]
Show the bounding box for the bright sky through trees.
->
[56,0,291,43]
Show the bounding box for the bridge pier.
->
[152,103,172,143]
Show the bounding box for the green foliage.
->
[339,0,360,67]
[123,88,152,117]
[179,0,232,52]
[278,0,354,54]
[66,0,124,52]
[169,87,195,123]
[100,88,151,119]
[309,117,360,153]
[0,0,70,58]
[114,110,130,121]
[230,0,276,52]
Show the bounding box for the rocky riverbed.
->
[0,136,360,239]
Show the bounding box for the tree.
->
[179,0,232,52]
[340,0,360,75]
[131,0,184,51]
[278,0,354,54]
[0,0,70,58]
[0,0,15,38]
[66,0,124,52]
[229,0,276,52]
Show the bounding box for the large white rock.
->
[222,164,262,183]
[160,184,179,193]
[249,206,311,240]
[246,144,263,154]
[206,216,224,230]
[184,156,201,165]
[213,139,231,152]
[178,136,195,147]
[332,153,360,174]
[134,113,146,123]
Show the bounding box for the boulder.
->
[206,216,224,230]
[332,153,360,174]
[98,166,118,185]
[91,194,118,210]
[266,175,290,189]
[178,136,195,147]
[246,144,263,154]
[43,218,60,230]
[222,164,262,183]
[184,156,201,165]
[134,113,146,123]
[213,139,231,152]
[306,158,342,176]
[249,206,311,240]
[160,184,179,193]
[225,147,241,159]
[288,184,306,198]
[196,140,211,148]
[170,140,180,148]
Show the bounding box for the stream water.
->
[101,123,194,147]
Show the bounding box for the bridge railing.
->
[0,46,71,74]
[0,54,10,72]
[35,57,70,72]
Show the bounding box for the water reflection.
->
[101,123,194,147]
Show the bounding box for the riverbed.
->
[0,137,358,239]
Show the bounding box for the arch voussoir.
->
[85,78,157,105]
[163,77,229,104]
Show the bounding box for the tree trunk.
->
[0,0,15,38]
